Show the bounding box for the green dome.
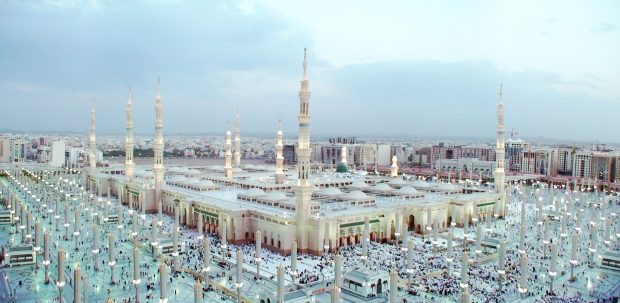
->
[336,163,349,173]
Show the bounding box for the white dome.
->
[184,177,201,184]
[263,191,289,201]
[168,175,186,182]
[437,183,458,191]
[388,178,407,185]
[412,180,431,188]
[347,181,369,189]
[318,187,343,196]
[343,190,369,200]
[197,179,215,187]
[245,188,266,197]
[372,183,393,191]
[396,186,418,195]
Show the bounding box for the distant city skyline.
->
[1,0,618,142]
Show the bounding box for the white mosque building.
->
[83,51,505,255]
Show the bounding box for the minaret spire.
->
[125,86,135,182]
[493,83,506,218]
[225,120,233,178]
[234,107,241,168]
[275,118,284,184]
[88,101,97,170]
[295,48,313,252]
[153,78,165,211]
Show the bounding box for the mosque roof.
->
[372,183,393,192]
[244,188,266,197]
[317,187,343,196]
[343,190,370,201]
[262,191,289,201]
[395,186,418,195]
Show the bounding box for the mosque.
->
[84,50,506,256]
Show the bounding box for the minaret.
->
[125,86,135,182]
[493,84,506,218]
[275,118,285,184]
[294,48,313,252]
[341,145,348,165]
[391,155,399,177]
[234,108,241,168]
[88,103,96,169]
[225,121,233,178]
[153,78,165,210]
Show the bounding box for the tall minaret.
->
[275,118,285,184]
[153,79,165,209]
[225,121,233,178]
[88,103,96,170]
[493,84,506,218]
[391,155,399,177]
[234,108,241,168]
[125,86,135,182]
[294,48,313,252]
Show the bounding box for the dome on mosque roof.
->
[186,169,201,176]
[318,187,343,196]
[245,188,266,197]
[347,181,369,189]
[168,175,186,182]
[197,179,215,187]
[263,191,289,201]
[411,180,431,188]
[388,178,407,185]
[343,190,370,200]
[437,183,458,191]
[184,177,200,184]
[396,186,418,195]
[336,163,349,173]
[372,183,393,191]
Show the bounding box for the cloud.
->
[591,22,617,33]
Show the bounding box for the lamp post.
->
[548,243,557,294]
[43,229,50,284]
[460,249,470,303]
[159,262,167,303]
[34,222,41,270]
[92,224,100,271]
[132,247,141,303]
[108,234,116,285]
[236,249,243,303]
[73,266,82,303]
[406,239,414,292]
[255,230,261,280]
[518,253,528,300]
[497,240,505,292]
[203,237,211,288]
[276,264,284,303]
[57,248,66,303]
[74,209,80,251]
[150,220,159,258]
[290,240,298,283]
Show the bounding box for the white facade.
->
[50,140,66,167]
[377,144,391,166]
[0,137,9,162]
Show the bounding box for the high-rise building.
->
[572,151,592,178]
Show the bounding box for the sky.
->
[0,0,618,143]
